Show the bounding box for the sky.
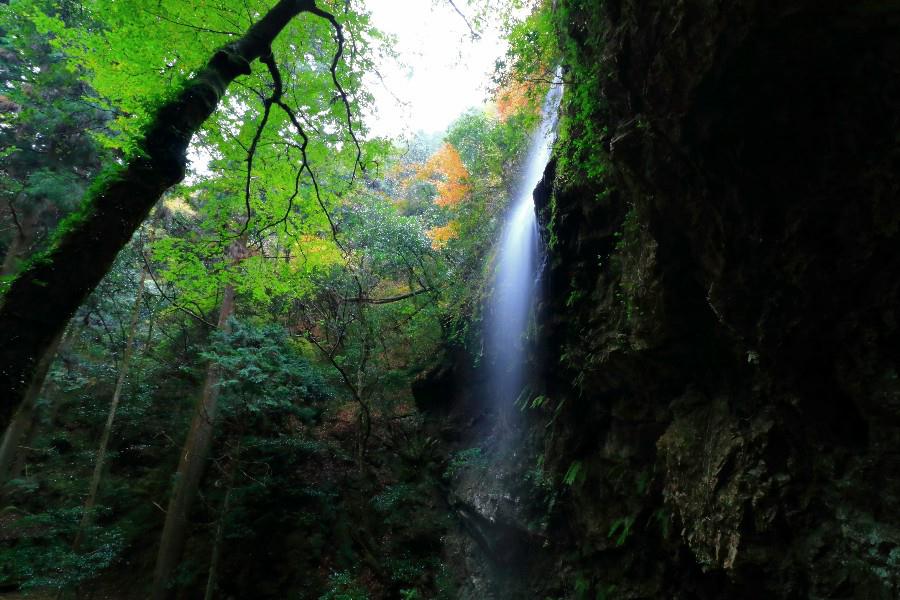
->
[362,0,508,139]
[186,2,507,179]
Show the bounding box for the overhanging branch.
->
[343,287,433,305]
[307,4,364,186]
[446,0,479,39]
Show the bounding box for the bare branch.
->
[244,50,347,257]
[273,98,347,254]
[307,5,365,185]
[446,0,479,39]
[5,195,24,240]
[142,9,240,36]
[239,48,284,237]
[304,331,360,402]
[343,287,433,305]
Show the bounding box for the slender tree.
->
[72,262,147,549]
[203,439,240,600]
[152,237,245,599]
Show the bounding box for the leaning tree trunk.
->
[0,209,53,482]
[72,266,147,550]
[152,284,236,600]
[0,0,321,427]
[0,329,65,483]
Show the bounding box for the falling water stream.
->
[452,80,564,598]
[487,80,563,414]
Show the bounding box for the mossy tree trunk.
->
[0,0,319,428]
[0,328,66,483]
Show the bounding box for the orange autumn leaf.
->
[417,143,470,207]
[495,78,539,122]
[426,220,460,249]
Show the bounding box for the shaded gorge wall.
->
[417,1,900,598]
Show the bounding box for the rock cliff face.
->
[421,1,900,598]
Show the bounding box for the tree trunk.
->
[202,483,232,600]
[0,328,65,483]
[355,324,373,476]
[152,284,235,600]
[72,267,147,549]
[0,209,49,482]
[203,441,240,600]
[0,0,320,427]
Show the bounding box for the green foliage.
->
[495,0,611,189]
[607,515,635,547]
[494,2,558,93]
[444,447,486,479]
[319,570,370,600]
[25,0,382,153]
[563,460,583,486]
[371,483,415,514]
[596,584,618,600]
[566,287,584,308]
[0,0,109,273]
[530,394,548,409]
[613,204,644,323]
[552,0,610,188]
[0,508,124,590]
[204,318,330,423]
[387,555,426,585]
[653,508,671,539]
[574,574,591,599]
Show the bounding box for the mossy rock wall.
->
[427,1,900,598]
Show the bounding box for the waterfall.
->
[487,79,563,413]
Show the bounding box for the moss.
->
[551,0,612,190]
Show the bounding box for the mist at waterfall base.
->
[486,82,563,418]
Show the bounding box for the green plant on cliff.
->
[608,515,635,547]
[573,574,590,598]
[444,446,487,479]
[496,0,611,190]
[563,459,583,486]
[320,570,369,600]
[554,0,610,188]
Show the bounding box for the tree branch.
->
[307,4,364,186]
[142,9,240,36]
[343,287,433,305]
[239,48,284,238]
[140,248,217,329]
[273,98,347,254]
[446,0,479,39]
[5,195,24,240]
[304,332,360,402]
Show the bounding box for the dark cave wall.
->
[528,0,900,598]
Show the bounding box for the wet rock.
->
[432,0,900,597]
